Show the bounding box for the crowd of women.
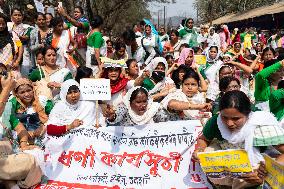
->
[0,4,283,189]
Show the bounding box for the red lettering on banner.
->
[144,152,182,176]
[58,147,183,177]
[58,146,96,168]
[124,151,149,168]
[58,151,74,167]
[191,174,202,182]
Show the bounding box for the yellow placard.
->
[100,57,127,68]
[263,154,284,189]
[197,149,252,178]
[194,55,206,65]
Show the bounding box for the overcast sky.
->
[149,0,196,18]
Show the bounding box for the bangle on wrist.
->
[67,124,72,131]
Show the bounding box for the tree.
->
[194,0,276,23]
[7,0,175,35]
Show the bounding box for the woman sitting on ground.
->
[193,91,284,189]
[47,79,105,136]
[8,78,54,147]
[103,87,176,126]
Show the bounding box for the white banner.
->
[38,120,212,189]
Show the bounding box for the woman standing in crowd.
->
[30,13,52,67]
[122,29,145,66]
[200,45,223,83]
[0,14,23,78]
[207,27,221,48]
[46,17,78,73]
[163,29,181,61]
[179,18,198,47]
[45,13,53,28]
[58,6,89,61]
[29,46,72,100]
[9,8,33,77]
[141,24,161,66]
[252,47,276,71]
[86,15,106,75]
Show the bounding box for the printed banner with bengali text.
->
[37,120,213,189]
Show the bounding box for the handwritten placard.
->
[197,149,253,178]
[194,55,207,65]
[80,79,111,101]
[34,0,45,13]
[263,154,284,189]
[46,7,55,16]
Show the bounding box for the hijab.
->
[47,79,104,127]
[145,56,168,75]
[178,48,195,66]
[123,86,160,125]
[144,57,175,94]
[205,45,222,64]
[183,18,197,34]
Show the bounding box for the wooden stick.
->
[95,100,100,128]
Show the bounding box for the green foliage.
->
[7,0,175,35]
[194,0,277,23]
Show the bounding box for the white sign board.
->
[34,0,45,13]
[46,7,55,16]
[38,120,212,189]
[80,79,111,101]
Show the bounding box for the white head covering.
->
[47,79,105,127]
[144,57,168,76]
[59,79,81,106]
[123,86,160,125]
[205,45,222,63]
[143,57,175,94]
[217,111,281,167]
